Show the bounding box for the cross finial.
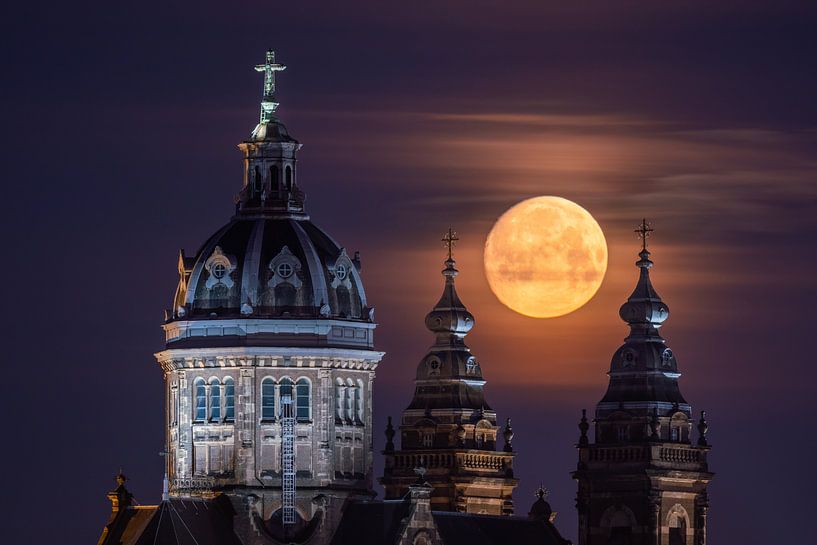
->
[442,228,459,261]
[254,50,287,124]
[635,218,654,252]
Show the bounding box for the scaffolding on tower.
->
[281,394,296,525]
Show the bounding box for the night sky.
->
[3,2,816,543]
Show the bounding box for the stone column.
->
[695,493,709,545]
[178,369,192,479]
[649,494,662,545]
[238,366,255,485]
[317,368,332,481]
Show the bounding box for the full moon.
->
[484,196,608,318]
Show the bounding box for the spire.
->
[619,219,669,339]
[425,228,474,345]
[597,219,689,433]
[255,49,286,124]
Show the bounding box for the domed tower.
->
[573,221,713,545]
[381,230,518,515]
[154,51,384,543]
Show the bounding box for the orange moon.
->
[484,196,608,318]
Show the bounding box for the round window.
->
[212,263,226,279]
[336,264,347,280]
[277,262,293,278]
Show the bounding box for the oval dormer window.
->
[336,264,348,280]
[277,262,293,278]
[212,263,226,279]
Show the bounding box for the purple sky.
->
[2,2,816,543]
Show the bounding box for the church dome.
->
[167,50,369,326]
[172,217,368,321]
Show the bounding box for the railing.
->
[588,446,649,462]
[658,446,702,463]
[582,444,707,469]
[169,477,216,497]
[387,451,512,473]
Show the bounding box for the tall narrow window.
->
[269,166,279,194]
[275,283,297,308]
[346,379,355,422]
[335,378,345,422]
[224,377,235,422]
[336,286,351,317]
[261,378,276,421]
[355,379,364,424]
[296,378,310,422]
[209,379,221,422]
[280,378,294,410]
[285,165,293,190]
[194,378,206,422]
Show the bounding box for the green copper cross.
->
[255,50,286,123]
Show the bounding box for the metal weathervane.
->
[255,50,286,124]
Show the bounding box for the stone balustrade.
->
[388,451,512,473]
[581,443,708,470]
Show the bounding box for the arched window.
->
[285,165,293,190]
[346,379,355,422]
[209,378,221,422]
[667,505,689,545]
[224,377,235,422]
[261,378,276,421]
[193,378,207,422]
[296,378,310,422]
[275,283,297,308]
[355,379,364,424]
[335,378,345,423]
[269,166,279,193]
[254,166,262,193]
[336,286,351,317]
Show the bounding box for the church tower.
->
[381,230,518,515]
[153,51,384,544]
[573,221,713,545]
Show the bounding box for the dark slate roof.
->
[433,512,570,545]
[100,496,243,545]
[173,216,369,324]
[329,500,411,545]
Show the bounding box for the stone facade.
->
[151,50,384,544]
